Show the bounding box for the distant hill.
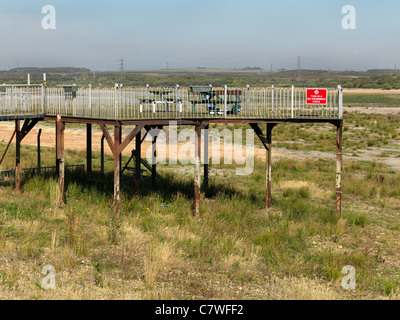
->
[367,69,400,75]
[8,67,91,74]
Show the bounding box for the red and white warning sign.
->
[306,88,327,104]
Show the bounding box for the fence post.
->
[119,84,123,118]
[338,85,343,119]
[27,74,31,113]
[271,85,274,117]
[246,85,250,115]
[11,85,14,113]
[43,74,48,115]
[291,85,294,118]
[224,85,227,119]
[88,84,92,116]
[41,84,45,114]
[115,83,119,119]
[176,84,181,114]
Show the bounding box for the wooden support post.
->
[55,121,59,176]
[204,124,209,189]
[119,127,122,177]
[100,134,105,175]
[86,123,92,175]
[15,120,21,194]
[135,129,141,194]
[152,131,157,189]
[336,120,343,218]
[100,123,143,219]
[37,129,42,175]
[114,126,121,220]
[56,115,65,205]
[249,123,276,210]
[266,124,273,209]
[194,123,201,216]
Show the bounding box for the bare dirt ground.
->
[0,108,399,172]
[343,88,400,95]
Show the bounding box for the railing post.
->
[246,85,250,115]
[43,74,47,114]
[11,85,14,113]
[114,83,119,119]
[271,85,274,117]
[27,74,31,113]
[88,84,92,116]
[176,84,181,114]
[338,85,343,119]
[119,84,123,118]
[291,85,294,118]
[224,85,227,119]
[41,84,45,114]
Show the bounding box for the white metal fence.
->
[0,84,343,120]
[0,84,44,116]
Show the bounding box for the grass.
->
[0,107,399,299]
[0,144,398,299]
[343,94,400,105]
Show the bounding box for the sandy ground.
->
[343,88,400,95]
[0,112,398,172]
[0,121,288,163]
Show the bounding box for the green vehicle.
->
[189,85,242,115]
[63,85,78,100]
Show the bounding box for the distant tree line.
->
[2,69,400,89]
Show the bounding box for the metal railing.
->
[0,84,44,116]
[0,84,343,120]
[0,164,85,181]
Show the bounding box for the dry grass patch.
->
[144,241,180,289]
[160,225,201,244]
[45,246,79,270]
[264,276,341,300]
[278,180,330,199]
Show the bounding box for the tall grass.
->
[0,138,398,299]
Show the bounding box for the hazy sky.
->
[0,0,399,71]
